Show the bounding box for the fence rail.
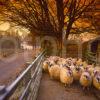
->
[85,51,97,65]
[0,51,45,100]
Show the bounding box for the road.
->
[37,73,100,100]
[0,50,35,86]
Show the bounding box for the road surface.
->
[37,73,100,100]
[0,50,35,85]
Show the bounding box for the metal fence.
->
[0,51,45,100]
[85,51,97,65]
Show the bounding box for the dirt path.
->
[0,50,35,85]
[37,73,99,100]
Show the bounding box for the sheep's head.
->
[63,64,70,70]
[75,67,80,72]
[54,59,59,64]
[93,70,100,77]
[84,75,91,81]
[83,72,91,81]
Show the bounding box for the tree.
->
[0,0,96,55]
[82,0,100,33]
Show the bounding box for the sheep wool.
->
[83,61,88,68]
[49,65,60,80]
[93,74,100,90]
[88,67,94,76]
[42,61,49,72]
[80,72,92,88]
[76,58,82,66]
[60,67,73,86]
[72,67,83,80]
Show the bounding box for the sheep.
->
[60,67,73,87]
[82,61,88,68]
[42,60,50,72]
[87,65,94,76]
[48,64,61,80]
[93,72,100,90]
[92,67,100,77]
[80,71,92,89]
[76,58,83,66]
[72,66,83,81]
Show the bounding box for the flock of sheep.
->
[42,56,100,90]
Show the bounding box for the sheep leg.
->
[83,86,85,90]
[64,84,67,87]
[87,87,90,91]
[68,84,71,88]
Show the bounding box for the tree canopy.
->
[0,0,98,40]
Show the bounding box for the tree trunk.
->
[57,35,63,57]
[66,20,74,39]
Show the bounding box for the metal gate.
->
[0,51,45,100]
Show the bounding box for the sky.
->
[0,22,10,31]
